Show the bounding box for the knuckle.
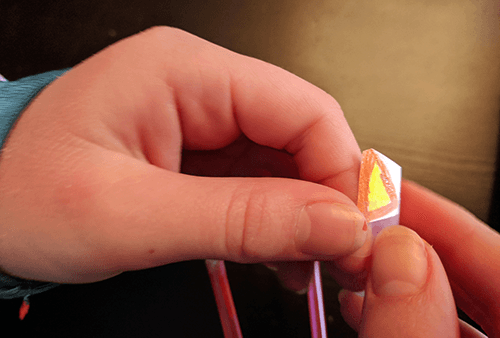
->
[224,184,251,260]
[240,187,269,260]
[225,183,291,261]
[110,26,189,65]
[139,26,190,46]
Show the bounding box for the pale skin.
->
[0,27,498,337]
[339,182,500,338]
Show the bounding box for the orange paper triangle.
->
[357,149,398,222]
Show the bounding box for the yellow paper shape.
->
[357,149,398,222]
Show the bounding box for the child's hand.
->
[0,27,367,284]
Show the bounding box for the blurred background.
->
[1,0,499,337]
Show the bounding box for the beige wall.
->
[178,0,500,221]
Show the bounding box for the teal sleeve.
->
[0,69,69,299]
[0,69,68,149]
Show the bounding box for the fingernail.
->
[354,290,365,297]
[296,287,309,295]
[263,263,279,272]
[296,203,367,256]
[371,226,428,296]
[338,289,364,304]
[338,289,349,303]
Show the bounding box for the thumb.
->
[359,226,459,338]
[90,163,369,272]
[0,141,367,284]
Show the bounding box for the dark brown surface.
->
[1,261,355,337]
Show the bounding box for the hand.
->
[338,180,500,337]
[0,27,369,284]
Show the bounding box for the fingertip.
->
[360,226,460,337]
[325,226,372,292]
[338,288,350,303]
[333,223,373,274]
[338,289,364,332]
[326,262,368,292]
[371,225,428,297]
[296,202,368,257]
[263,261,313,293]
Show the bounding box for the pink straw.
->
[205,260,243,338]
[308,261,328,338]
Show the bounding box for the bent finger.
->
[401,180,500,334]
[325,224,373,291]
[62,27,361,201]
[263,261,313,294]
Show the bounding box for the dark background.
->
[0,0,495,336]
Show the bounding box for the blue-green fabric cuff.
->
[0,273,59,299]
[0,69,69,299]
[0,69,69,150]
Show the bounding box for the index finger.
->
[400,180,500,335]
[228,51,362,201]
[128,27,361,200]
